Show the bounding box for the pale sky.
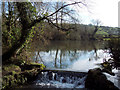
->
[52,0,119,27]
[77,0,119,27]
[1,0,119,27]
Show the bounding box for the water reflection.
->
[31,40,108,71]
[33,49,110,72]
[30,40,120,89]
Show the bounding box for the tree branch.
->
[46,18,75,31]
[47,1,86,17]
[30,1,86,30]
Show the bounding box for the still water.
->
[30,40,120,88]
[32,40,108,71]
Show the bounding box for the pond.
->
[29,40,120,89]
[32,40,108,71]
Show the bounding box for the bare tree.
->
[48,1,80,31]
[91,19,102,39]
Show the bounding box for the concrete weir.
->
[35,69,87,88]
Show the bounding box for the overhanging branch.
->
[46,18,75,31]
[30,1,86,27]
[47,1,86,17]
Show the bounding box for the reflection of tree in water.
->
[34,51,44,64]
[60,50,62,68]
[37,49,89,69]
[31,40,107,69]
[91,40,101,61]
[54,49,81,68]
[89,49,100,61]
[54,49,58,68]
[32,49,101,69]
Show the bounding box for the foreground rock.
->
[85,68,119,90]
[2,63,45,89]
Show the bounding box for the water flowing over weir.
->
[29,41,120,89]
[34,70,87,88]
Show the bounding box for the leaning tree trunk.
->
[2,2,31,62]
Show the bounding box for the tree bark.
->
[2,2,30,62]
